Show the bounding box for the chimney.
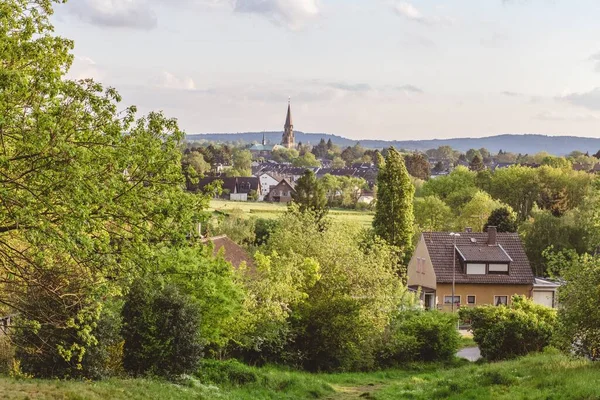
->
[488,226,497,245]
[465,227,473,233]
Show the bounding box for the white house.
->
[258,172,281,201]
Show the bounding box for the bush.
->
[377,310,460,366]
[459,295,556,361]
[122,280,203,378]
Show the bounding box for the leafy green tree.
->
[413,196,454,232]
[292,152,321,167]
[332,156,346,168]
[1,0,205,369]
[458,191,507,232]
[487,165,540,220]
[261,209,408,371]
[373,148,415,268]
[469,155,485,171]
[421,166,477,209]
[484,207,518,233]
[466,149,482,162]
[311,138,329,159]
[228,149,253,176]
[545,249,600,359]
[122,280,203,378]
[519,208,587,276]
[404,153,431,180]
[292,170,328,222]
[541,156,572,170]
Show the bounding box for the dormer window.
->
[466,263,486,275]
[488,263,509,274]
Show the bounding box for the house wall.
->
[259,174,279,201]
[229,193,248,202]
[435,283,532,312]
[407,236,437,291]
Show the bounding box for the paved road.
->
[457,346,481,361]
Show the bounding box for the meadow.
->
[209,199,374,227]
[2,352,599,399]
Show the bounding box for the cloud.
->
[67,56,105,80]
[393,2,453,26]
[396,84,423,93]
[589,51,600,72]
[327,82,372,92]
[559,88,600,110]
[154,71,197,90]
[65,0,157,29]
[501,91,523,97]
[234,0,320,29]
[535,111,600,122]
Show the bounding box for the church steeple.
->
[282,98,295,149]
[262,133,267,146]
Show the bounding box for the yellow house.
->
[407,227,534,312]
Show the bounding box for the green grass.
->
[1,352,599,399]
[459,335,477,349]
[209,199,374,228]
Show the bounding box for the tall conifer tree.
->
[373,148,415,271]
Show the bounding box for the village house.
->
[194,177,261,201]
[266,178,296,203]
[201,235,254,270]
[407,227,537,311]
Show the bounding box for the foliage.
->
[122,280,203,378]
[1,0,207,369]
[459,295,557,361]
[292,152,321,167]
[486,165,540,220]
[210,208,257,248]
[421,166,477,209]
[253,218,279,246]
[545,249,600,360]
[404,153,431,180]
[377,311,460,366]
[413,196,454,232]
[458,191,507,232]
[182,151,211,184]
[373,147,415,268]
[291,170,328,222]
[519,208,588,276]
[227,149,253,176]
[256,209,409,371]
[484,207,518,233]
[469,155,485,171]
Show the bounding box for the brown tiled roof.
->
[201,235,254,270]
[455,244,512,263]
[423,232,534,285]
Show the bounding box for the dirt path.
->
[327,383,384,400]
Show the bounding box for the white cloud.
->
[154,71,197,91]
[589,51,600,72]
[67,56,104,81]
[66,0,157,29]
[393,1,453,25]
[559,88,600,111]
[234,0,320,29]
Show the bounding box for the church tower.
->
[281,99,295,149]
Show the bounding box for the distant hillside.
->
[186,132,600,156]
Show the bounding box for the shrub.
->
[122,280,203,378]
[377,310,460,366]
[459,295,556,361]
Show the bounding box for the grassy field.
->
[2,352,599,399]
[209,199,374,228]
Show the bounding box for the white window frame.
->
[467,295,476,305]
[444,295,461,305]
[466,263,486,275]
[494,295,508,306]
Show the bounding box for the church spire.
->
[281,98,295,149]
[262,133,266,146]
[285,97,293,128]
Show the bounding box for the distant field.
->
[209,200,374,227]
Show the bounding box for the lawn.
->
[209,200,374,228]
[2,352,599,399]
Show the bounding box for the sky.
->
[52,0,600,141]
